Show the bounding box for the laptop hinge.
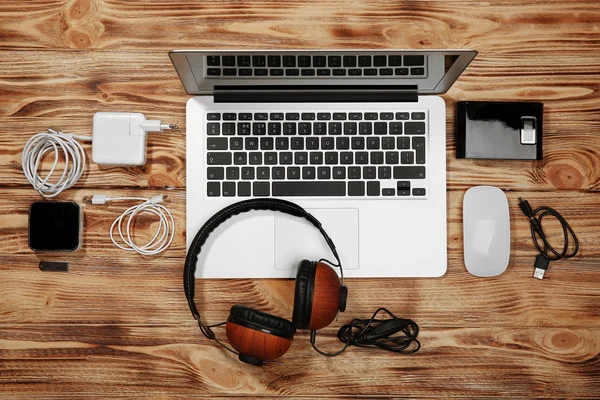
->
[213,85,419,103]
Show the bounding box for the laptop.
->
[170,50,476,278]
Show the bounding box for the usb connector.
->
[533,255,550,279]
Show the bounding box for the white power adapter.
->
[91,112,177,166]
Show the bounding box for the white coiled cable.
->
[22,129,92,198]
[90,195,174,255]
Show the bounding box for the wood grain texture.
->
[1,0,600,398]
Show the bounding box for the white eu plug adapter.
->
[91,112,177,167]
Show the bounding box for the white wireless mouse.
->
[463,186,510,277]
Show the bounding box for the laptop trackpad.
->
[274,208,359,270]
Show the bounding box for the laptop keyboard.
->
[205,53,426,78]
[204,110,428,198]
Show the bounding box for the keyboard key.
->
[348,181,365,196]
[223,68,236,76]
[317,113,331,120]
[336,137,349,150]
[314,122,327,135]
[317,69,331,76]
[222,56,235,66]
[355,152,369,165]
[270,69,284,76]
[306,137,319,150]
[207,68,221,76]
[343,55,357,67]
[286,113,300,120]
[223,113,236,121]
[301,113,316,121]
[270,113,284,120]
[280,152,293,165]
[333,166,346,179]
[333,69,346,76]
[285,69,300,76]
[295,152,308,164]
[411,67,425,76]
[207,113,221,120]
[386,151,399,164]
[222,182,235,197]
[405,122,426,135]
[237,56,251,67]
[234,152,247,165]
[321,137,334,149]
[388,55,402,66]
[229,137,243,150]
[257,167,270,180]
[328,56,341,67]
[252,55,266,67]
[310,152,323,164]
[313,56,326,67]
[318,166,330,179]
[268,55,281,67]
[260,137,274,150]
[413,137,426,164]
[273,182,345,196]
[364,68,377,76]
[226,167,239,180]
[380,112,394,120]
[365,112,378,120]
[283,56,296,67]
[298,123,311,135]
[352,137,365,149]
[239,113,252,120]
[207,137,227,150]
[359,122,372,135]
[389,122,402,135]
[349,113,362,120]
[383,188,395,196]
[272,167,285,180]
[397,181,410,190]
[340,152,353,164]
[333,113,347,120]
[380,68,393,76]
[363,166,376,179]
[367,137,380,149]
[393,166,426,179]
[238,122,251,135]
[302,166,316,179]
[283,122,297,135]
[325,152,338,165]
[239,68,252,76]
[291,137,304,150]
[396,112,410,120]
[207,167,224,180]
[264,152,277,165]
[253,113,267,120]
[373,55,386,67]
[412,188,426,196]
[411,112,426,120]
[382,137,395,149]
[378,166,391,179]
[348,69,362,76]
[253,122,266,135]
[222,123,236,135]
[253,182,270,196]
[395,68,409,76]
[207,123,220,135]
[268,122,282,135]
[349,166,361,179]
[329,122,342,135]
[397,137,410,149]
[255,69,268,76]
[245,137,258,150]
[398,189,411,196]
[374,122,387,135]
[238,182,251,196]
[207,182,220,196]
[358,56,372,67]
[344,122,357,135]
[370,151,384,164]
[242,167,255,180]
[287,166,300,179]
[249,152,262,165]
[404,55,424,66]
[301,69,315,76]
[207,152,231,165]
[276,137,289,150]
[367,181,380,196]
[298,55,311,67]
[401,151,414,164]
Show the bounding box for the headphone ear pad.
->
[226,305,295,364]
[292,259,314,330]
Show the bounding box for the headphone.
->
[184,198,348,366]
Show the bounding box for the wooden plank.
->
[1,325,599,397]
[0,1,599,53]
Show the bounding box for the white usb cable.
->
[22,129,92,197]
[89,194,175,255]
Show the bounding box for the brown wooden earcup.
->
[292,260,347,331]
[226,305,296,366]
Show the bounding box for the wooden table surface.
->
[1,0,599,398]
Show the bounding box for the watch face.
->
[29,202,81,252]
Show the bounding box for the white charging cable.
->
[88,194,175,255]
[22,129,92,197]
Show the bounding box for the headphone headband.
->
[184,198,343,323]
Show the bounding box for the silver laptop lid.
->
[170,50,476,96]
